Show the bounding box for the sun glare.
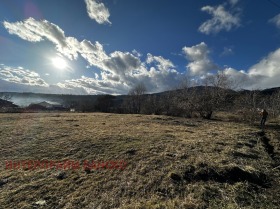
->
[52,57,67,69]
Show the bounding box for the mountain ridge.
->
[1,86,280,107]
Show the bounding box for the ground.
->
[0,113,279,208]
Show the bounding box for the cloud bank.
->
[3,16,280,94]
[181,42,280,90]
[222,48,280,90]
[3,18,181,94]
[0,65,48,87]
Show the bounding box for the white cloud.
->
[3,18,140,78]
[4,16,279,93]
[182,42,218,75]
[228,0,239,6]
[3,20,43,42]
[247,48,280,89]
[59,45,280,93]
[199,3,241,35]
[3,18,109,64]
[220,46,234,56]
[146,53,175,72]
[57,54,180,94]
[223,67,263,89]
[78,39,109,69]
[181,41,280,90]
[0,65,49,87]
[103,51,141,77]
[57,75,127,95]
[85,0,111,24]
[145,54,180,91]
[249,48,280,77]
[3,18,78,60]
[132,49,142,57]
[3,18,183,94]
[223,48,280,90]
[269,14,280,29]
[181,42,280,90]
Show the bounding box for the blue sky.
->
[0,0,280,95]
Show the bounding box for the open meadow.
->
[0,113,280,208]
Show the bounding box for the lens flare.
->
[51,57,67,69]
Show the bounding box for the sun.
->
[51,57,67,69]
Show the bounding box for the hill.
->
[0,98,18,108]
[1,86,279,107]
[0,92,102,107]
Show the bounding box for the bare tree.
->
[141,94,163,115]
[269,90,280,118]
[193,71,233,119]
[94,95,114,113]
[0,93,18,111]
[174,76,196,117]
[124,82,147,114]
[234,90,262,123]
[129,82,147,96]
[160,90,177,116]
[158,72,232,119]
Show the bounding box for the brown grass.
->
[0,112,279,208]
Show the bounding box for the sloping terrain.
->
[0,113,279,208]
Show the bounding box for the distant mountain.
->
[0,92,101,107]
[0,98,18,108]
[260,87,280,95]
[25,101,67,111]
[0,86,279,107]
[234,87,280,97]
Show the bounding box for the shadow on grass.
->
[265,123,280,132]
[256,131,275,160]
[184,165,271,188]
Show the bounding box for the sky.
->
[0,0,280,95]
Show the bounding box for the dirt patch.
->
[184,164,270,187]
[257,131,275,160]
[0,179,8,187]
[168,172,182,183]
[232,151,260,159]
[125,149,137,155]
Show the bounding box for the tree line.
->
[120,72,280,122]
[1,72,280,123]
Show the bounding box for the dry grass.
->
[0,112,279,208]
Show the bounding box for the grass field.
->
[0,113,279,208]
